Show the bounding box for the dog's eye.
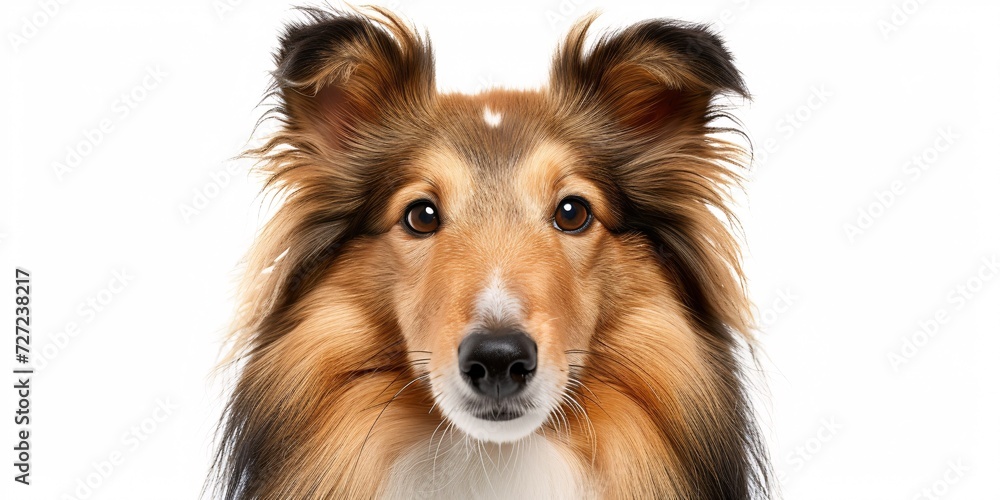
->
[404,201,440,235]
[553,197,591,233]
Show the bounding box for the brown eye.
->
[553,197,591,233]
[404,201,440,235]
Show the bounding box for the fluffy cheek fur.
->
[252,227,724,498]
[228,240,433,498]
[566,238,726,498]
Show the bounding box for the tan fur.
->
[213,7,769,499]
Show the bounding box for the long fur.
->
[212,7,770,499]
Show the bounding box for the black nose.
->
[458,330,537,399]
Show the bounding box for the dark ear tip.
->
[611,18,749,97]
[272,9,376,86]
[271,7,432,93]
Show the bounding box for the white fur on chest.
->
[382,432,591,499]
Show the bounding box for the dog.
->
[212,7,770,499]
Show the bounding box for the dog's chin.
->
[435,369,563,443]
[448,407,549,444]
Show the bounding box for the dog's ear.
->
[234,9,434,348]
[550,17,747,138]
[550,18,752,338]
[271,7,434,151]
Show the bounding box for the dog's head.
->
[234,8,750,448]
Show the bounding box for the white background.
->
[2,0,998,498]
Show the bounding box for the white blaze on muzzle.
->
[474,269,522,328]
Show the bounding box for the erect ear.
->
[271,7,434,151]
[234,9,434,343]
[550,18,753,338]
[550,17,748,138]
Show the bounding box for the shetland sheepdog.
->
[213,7,769,499]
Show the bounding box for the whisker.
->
[353,339,404,372]
[350,373,429,481]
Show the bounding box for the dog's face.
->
[232,7,745,450]
[383,131,613,441]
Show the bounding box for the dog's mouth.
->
[448,400,549,443]
[472,407,525,422]
[436,372,562,443]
